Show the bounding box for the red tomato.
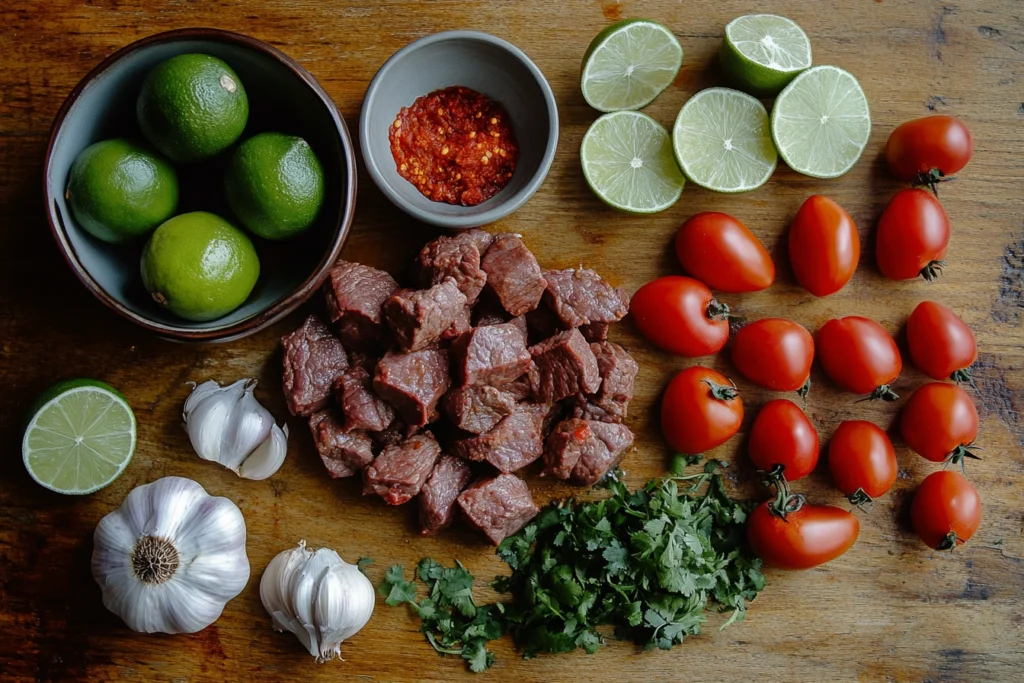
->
[675,212,775,293]
[661,366,743,454]
[900,382,979,463]
[906,301,977,383]
[816,316,902,400]
[875,189,951,281]
[885,115,974,187]
[731,318,814,393]
[747,498,860,570]
[748,399,819,481]
[911,471,982,549]
[827,420,898,504]
[630,276,730,357]
[788,195,860,297]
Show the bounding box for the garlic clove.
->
[260,540,312,632]
[314,559,375,660]
[219,381,274,472]
[239,423,289,480]
[184,381,245,465]
[182,380,222,421]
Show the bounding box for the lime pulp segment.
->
[23,385,136,494]
[581,20,683,112]
[581,111,685,213]
[771,65,871,178]
[672,87,777,193]
[725,14,811,74]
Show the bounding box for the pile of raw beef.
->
[281,230,639,544]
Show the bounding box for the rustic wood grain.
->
[1,1,1023,681]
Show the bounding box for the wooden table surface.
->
[2,1,1023,681]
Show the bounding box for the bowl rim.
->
[42,27,357,343]
[359,30,559,229]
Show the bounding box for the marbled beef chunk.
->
[454,228,495,255]
[309,410,374,478]
[281,315,349,416]
[443,385,516,434]
[417,232,489,304]
[363,432,441,505]
[451,322,532,388]
[543,418,591,480]
[450,404,545,473]
[324,260,399,350]
[457,473,539,545]
[570,342,639,423]
[334,366,396,433]
[480,234,546,317]
[529,328,602,402]
[542,268,629,339]
[373,347,450,426]
[418,455,474,535]
[383,279,469,352]
[543,419,633,485]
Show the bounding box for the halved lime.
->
[771,65,871,178]
[672,87,777,193]
[581,111,685,213]
[23,379,136,494]
[581,19,683,112]
[721,14,812,96]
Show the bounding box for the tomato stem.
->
[760,463,786,490]
[846,488,875,511]
[946,444,982,471]
[949,367,977,390]
[914,168,955,197]
[936,531,961,551]
[702,379,739,402]
[858,385,900,403]
[796,378,811,405]
[919,260,947,282]
[766,476,804,521]
[705,299,731,321]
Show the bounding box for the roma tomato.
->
[911,470,982,550]
[788,195,860,297]
[661,366,743,454]
[731,318,814,393]
[816,316,902,400]
[630,276,730,357]
[885,115,974,187]
[828,420,898,504]
[748,399,819,481]
[675,212,775,293]
[876,189,951,281]
[906,301,977,383]
[747,498,859,570]
[900,382,979,463]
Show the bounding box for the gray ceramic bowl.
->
[360,31,558,229]
[44,28,357,342]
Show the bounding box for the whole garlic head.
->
[91,476,250,634]
[260,541,375,662]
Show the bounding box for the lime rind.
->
[771,65,871,178]
[582,20,683,112]
[581,111,685,213]
[23,385,136,495]
[672,87,777,193]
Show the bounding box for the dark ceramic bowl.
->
[44,28,356,342]
[360,30,558,229]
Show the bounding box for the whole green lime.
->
[141,212,260,322]
[65,138,178,244]
[224,132,325,239]
[137,54,249,163]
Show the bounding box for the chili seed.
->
[481,156,489,164]
[393,119,401,128]
[441,146,449,155]
[490,117,497,124]
[469,131,476,138]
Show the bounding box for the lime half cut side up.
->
[771,65,871,179]
[581,111,685,213]
[23,379,136,495]
[721,14,812,96]
[581,19,683,112]
[672,87,777,193]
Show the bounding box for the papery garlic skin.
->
[183,379,288,480]
[260,541,375,662]
[91,476,250,634]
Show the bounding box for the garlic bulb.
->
[260,541,375,662]
[91,476,250,634]
[183,379,288,480]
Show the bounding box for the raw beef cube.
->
[334,366,396,433]
[451,322,531,388]
[542,268,629,334]
[453,228,494,255]
[372,418,419,451]
[573,421,634,486]
[529,328,601,402]
[542,418,592,480]
[373,347,450,426]
[363,432,441,505]
[418,455,474,535]
[383,279,469,352]
[443,385,516,434]
[450,403,546,473]
[501,373,535,402]
[309,410,374,478]
[579,322,609,342]
[458,473,539,545]
[570,342,639,423]
[480,234,546,316]
[281,315,349,416]
[324,260,399,350]
[417,233,488,304]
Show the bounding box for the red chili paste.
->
[389,86,519,206]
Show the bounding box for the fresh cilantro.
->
[379,564,417,606]
[356,556,374,574]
